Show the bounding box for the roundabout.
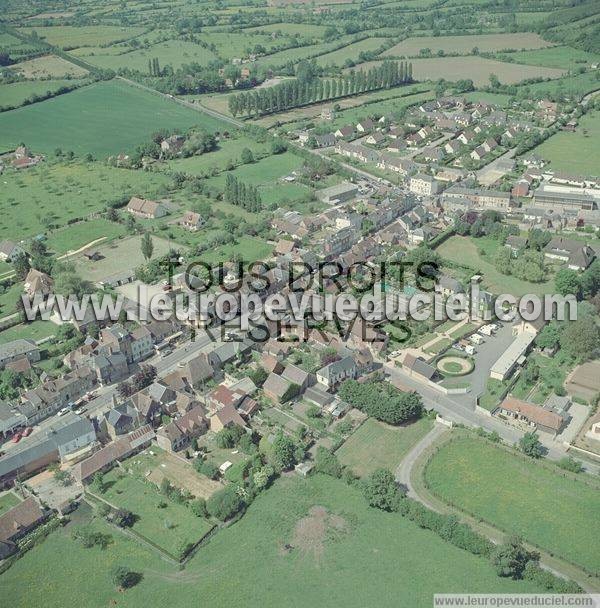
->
[436,355,474,376]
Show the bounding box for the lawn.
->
[1,475,545,607]
[0,282,27,317]
[0,161,170,241]
[100,467,213,557]
[0,79,89,109]
[436,235,556,296]
[0,320,57,345]
[423,338,452,355]
[0,80,228,157]
[424,434,600,575]
[533,109,600,177]
[337,417,433,477]
[382,33,553,57]
[45,218,128,255]
[0,491,21,515]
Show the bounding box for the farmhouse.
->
[179,211,205,231]
[498,397,567,435]
[126,196,168,219]
[543,237,595,271]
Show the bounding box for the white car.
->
[57,407,70,417]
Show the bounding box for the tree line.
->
[228,60,413,118]
[224,173,263,212]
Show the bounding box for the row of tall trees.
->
[224,174,262,212]
[228,60,413,117]
[147,57,161,76]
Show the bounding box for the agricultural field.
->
[0,80,227,156]
[532,109,600,176]
[0,161,169,241]
[17,25,147,48]
[1,476,545,608]
[81,40,219,71]
[495,46,600,69]
[9,54,89,79]
[336,417,433,477]
[435,235,557,296]
[0,79,89,110]
[424,434,600,575]
[315,37,389,66]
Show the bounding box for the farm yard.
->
[382,33,554,57]
[424,434,600,575]
[0,80,227,156]
[336,417,433,477]
[1,476,546,608]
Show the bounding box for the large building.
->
[533,184,597,211]
[489,331,536,381]
[409,173,441,197]
[443,185,511,211]
[318,182,359,204]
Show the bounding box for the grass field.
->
[198,31,285,60]
[18,25,146,48]
[1,475,544,607]
[424,434,600,574]
[382,33,553,57]
[315,37,388,66]
[337,417,433,477]
[0,80,227,157]
[45,218,128,254]
[0,79,89,109]
[517,70,600,101]
[259,35,357,66]
[9,54,89,79]
[435,235,556,296]
[532,109,600,176]
[81,40,219,71]
[0,491,21,515]
[245,23,328,37]
[100,467,213,556]
[0,320,57,345]
[0,161,169,240]
[496,46,600,69]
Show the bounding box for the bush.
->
[206,486,244,521]
[195,459,219,480]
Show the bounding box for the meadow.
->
[45,217,129,254]
[424,434,600,575]
[0,80,227,156]
[533,109,600,176]
[9,54,89,79]
[17,25,146,48]
[382,33,553,57]
[244,23,328,37]
[0,79,89,109]
[258,35,358,66]
[315,37,389,66]
[197,32,285,60]
[0,161,169,240]
[336,417,433,477]
[1,475,545,608]
[495,46,600,69]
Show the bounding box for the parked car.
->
[57,407,70,417]
[22,427,33,437]
[11,433,22,443]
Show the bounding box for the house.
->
[101,324,153,364]
[23,268,53,297]
[160,134,185,154]
[436,275,464,297]
[505,235,527,256]
[0,497,47,559]
[313,133,335,148]
[334,125,354,139]
[209,404,247,433]
[0,339,40,370]
[102,401,140,439]
[422,147,444,163]
[402,354,437,382]
[0,403,26,440]
[207,384,246,411]
[458,131,476,145]
[179,211,205,232]
[274,238,297,256]
[126,197,167,220]
[444,140,462,155]
[356,118,375,133]
[319,182,358,204]
[543,237,596,271]
[316,356,357,390]
[482,138,498,153]
[365,132,385,146]
[0,240,25,263]
[281,364,311,391]
[156,405,207,452]
[470,145,487,161]
[409,173,441,197]
[498,397,567,435]
[386,140,406,153]
[262,373,292,402]
[512,180,530,198]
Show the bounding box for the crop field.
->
[9,54,89,79]
[435,235,556,296]
[0,79,89,109]
[17,25,146,48]
[495,46,600,69]
[0,80,227,156]
[74,234,177,283]
[532,109,600,176]
[424,435,600,575]
[336,417,433,477]
[81,40,219,71]
[1,476,545,608]
[0,162,169,241]
[315,37,389,66]
[382,33,553,57]
[204,151,309,205]
[99,466,213,556]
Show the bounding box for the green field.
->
[100,468,213,557]
[245,23,328,37]
[0,79,89,109]
[0,80,227,157]
[533,109,600,176]
[10,54,89,79]
[496,46,600,69]
[81,40,219,71]
[517,70,600,101]
[337,417,433,477]
[0,161,169,240]
[315,37,389,66]
[0,491,21,515]
[1,475,544,607]
[198,32,285,60]
[0,320,57,345]
[435,236,556,296]
[18,25,146,48]
[424,435,600,574]
[45,218,128,254]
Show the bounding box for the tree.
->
[535,322,561,351]
[557,456,583,473]
[270,433,298,471]
[190,498,208,518]
[141,232,154,261]
[206,485,244,521]
[12,251,30,280]
[560,316,600,361]
[110,565,139,590]
[362,468,401,511]
[253,464,275,490]
[554,269,580,297]
[240,148,254,164]
[91,472,107,494]
[195,458,219,480]
[491,536,538,579]
[314,447,343,478]
[519,432,543,459]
